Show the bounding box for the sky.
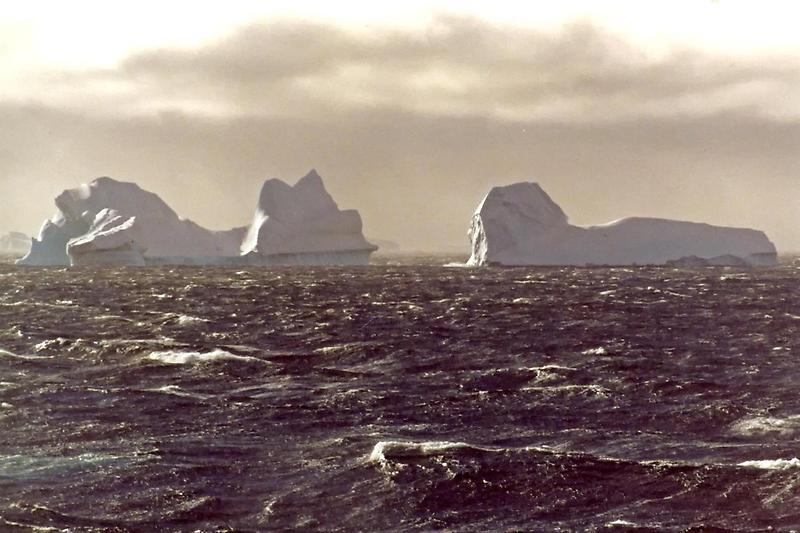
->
[1,1,798,251]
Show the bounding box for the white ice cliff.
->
[18,172,376,266]
[467,182,778,267]
[66,209,146,266]
[241,169,377,265]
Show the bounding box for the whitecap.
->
[606,519,637,527]
[731,416,800,437]
[175,314,208,326]
[739,458,800,470]
[147,348,264,365]
[369,440,482,464]
[582,347,608,356]
[368,440,557,467]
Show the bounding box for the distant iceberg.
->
[0,231,31,256]
[18,171,376,267]
[467,182,777,267]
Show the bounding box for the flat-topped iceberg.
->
[18,171,376,267]
[467,182,777,267]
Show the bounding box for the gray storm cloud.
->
[1,17,798,253]
[69,16,800,121]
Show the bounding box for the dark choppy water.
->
[1,256,800,531]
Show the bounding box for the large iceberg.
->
[467,182,778,267]
[241,169,377,265]
[0,231,31,256]
[19,177,244,266]
[18,171,376,267]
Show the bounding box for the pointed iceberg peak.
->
[298,168,322,183]
[242,169,377,263]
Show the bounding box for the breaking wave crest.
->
[147,349,264,365]
[739,458,800,470]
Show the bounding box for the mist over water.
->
[1,257,800,530]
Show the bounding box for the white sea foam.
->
[369,440,485,464]
[582,347,608,356]
[368,440,556,466]
[175,314,208,326]
[731,416,800,437]
[606,519,637,527]
[147,349,263,365]
[738,458,800,470]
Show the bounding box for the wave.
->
[368,440,556,465]
[143,385,214,400]
[369,439,797,474]
[0,452,136,480]
[738,458,800,470]
[147,348,265,365]
[175,314,208,325]
[731,415,800,437]
[0,347,51,360]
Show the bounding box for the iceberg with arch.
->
[467,182,778,267]
[17,170,376,267]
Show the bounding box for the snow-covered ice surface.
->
[66,209,146,266]
[468,182,778,266]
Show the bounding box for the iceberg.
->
[18,171,376,267]
[467,182,778,267]
[241,169,377,265]
[18,177,243,266]
[0,231,31,256]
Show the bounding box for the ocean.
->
[1,255,799,531]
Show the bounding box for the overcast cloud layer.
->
[2,16,799,251]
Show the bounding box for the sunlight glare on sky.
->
[1,0,799,72]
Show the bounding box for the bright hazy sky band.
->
[1,1,798,251]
